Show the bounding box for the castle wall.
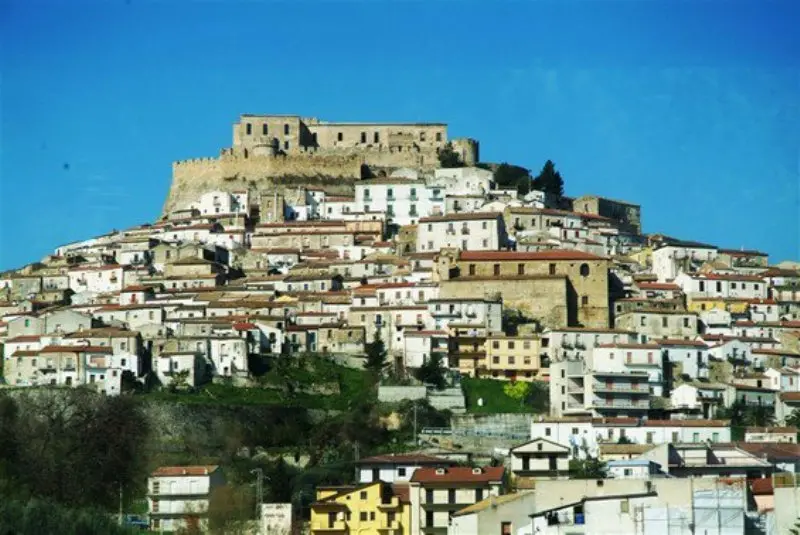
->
[164,154,363,215]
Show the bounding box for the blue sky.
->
[1,0,798,270]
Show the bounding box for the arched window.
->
[580,263,590,277]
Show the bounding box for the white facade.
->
[430,166,494,196]
[652,244,718,282]
[675,272,768,300]
[354,180,443,226]
[531,419,731,459]
[148,466,224,532]
[193,190,247,216]
[208,337,247,376]
[68,265,124,293]
[417,213,507,252]
[428,298,502,333]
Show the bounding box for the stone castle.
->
[164,114,479,214]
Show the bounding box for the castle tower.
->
[450,138,480,166]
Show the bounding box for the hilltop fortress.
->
[164,114,479,214]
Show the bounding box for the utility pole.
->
[251,468,264,521]
[353,442,360,481]
[413,401,418,447]
[118,482,124,526]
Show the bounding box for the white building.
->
[193,190,247,216]
[67,264,125,294]
[148,465,225,532]
[530,417,731,459]
[417,213,507,253]
[354,178,443,226]
[652,242,718,282]
[509,438,570,480]
[357,454,455,484]
[675,272,769,300]
[430,166,494,196]
[428,297,502,334]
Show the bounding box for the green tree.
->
[415,353,447,390]
[531,159,564,197]
[438,143,464,168]
[169,369,191,392]
[786,409,800,429]
[493,163,532,195]
[503,381,531,407]
[365,331,388,377]
[569,457,607,479]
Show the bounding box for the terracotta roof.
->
[410,466,504,484]
[5,335,42,343]
[636,282,681,291]
[458,250,605,262]
[597,343,660,350]
[780,392,800,401]
[232,322,257,331]
[358,454,454,466]
[391,483,411,504]
[40,345,113,354]
[745,427,798,434]
[658,339,707,348]
[151,465,219,477]
[750,478,773,496]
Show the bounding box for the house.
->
[651,241,718,282]
[449,491,536,535]
[675,272,769,301]
[435,249,611,329]
[147,465,225,532]
[744,427,798,444]
[483,333,543,381]
[572,195,641,234]
[669,383,726,419]
[509,438,570,483]
[156,351,207,388]
[409,466,505,535]
[427,298,502,335]
[615,310,698,340]
[357,454,456,484]
[638,442,774,479]
[722,383,776,409]
[354,177,442,226]
[605,459,660,479]
[416,213,507,253]
[530,417,731,459]
[309,481,411,535]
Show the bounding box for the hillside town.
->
[2,114,800,535]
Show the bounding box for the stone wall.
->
[439,277,569,329]
[164,153,363,215]
[378,385,427,403]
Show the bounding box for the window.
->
[492,340,500,349]
[482,239,488,247]
[370,512,376,521]
[508,356,515,365]
[398,467,406,477]
[712,432,719,442]
[508,341,516,350]
[621,499,630,513]
[374,132,379,143]
[337,132,343,142]
[501,522,512,535]
[549,263,556,275]
[245,123,252,135]
[435,132,442,142]
[545,427,551,436]
[284,123,290,135]
[579,263,590,277]
[662,316,668,327]
[284,140,289,150]
[672,431,679,443]
[731,282,737,289]
[518,264,525,275]
[482,221,487,230]
[469,264,476,276]
[360,512,368,521]
[360,491,367,500]
[448,489,456,503]
[523,341,531,350]
[581,296,589,306]
[426,510,434,526]
[360,132,367,143]
[493,264,500,276]
[640,316,646,327]
[646,432,654,444]
[693,432,700,443]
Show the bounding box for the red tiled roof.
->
[410,466,504,484]
[750,478,773,495]
[5,335,42,343]
[636,282,681,291]
[359,454,454,466]
[658,339,707,348]
[151,465,219,477]
[780,392,800,402]
[39,345,113,354]
[458,250,605,262]
[232,322,257,331]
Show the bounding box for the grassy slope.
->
[462,377,548,414]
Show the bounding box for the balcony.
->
[460,228,470,235]
[378,520,403,533]
[593,399,649,409]
[378,497,402,510]
[312,520,348,532]
[593,384,649,394]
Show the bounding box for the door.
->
[372,468,380,482]
[522,455,530,471]
[549,455,557,470]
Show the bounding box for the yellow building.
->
[449,334,487,378]
[687,297,750,314]
[484,334,543,381]
[310,481,410,535]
